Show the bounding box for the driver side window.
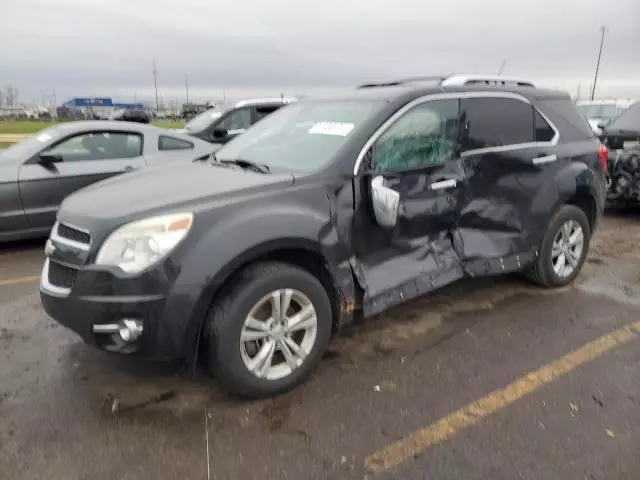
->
[47,132,142,161]
[371,99,460,172]
[218,107,252,131]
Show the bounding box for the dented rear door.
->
[456,94,564,275]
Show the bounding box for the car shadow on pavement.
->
[0,237,45,255]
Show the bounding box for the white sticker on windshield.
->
[308,122,354,137]
[36,133,52,142]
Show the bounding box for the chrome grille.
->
[56,222,91,245]
[48,261,78,289]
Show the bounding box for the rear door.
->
[457,94,562,271]
[18,130,147,228]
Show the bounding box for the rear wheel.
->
[203,262,332,398]
[525,205,591,288]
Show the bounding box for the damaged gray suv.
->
[40,74,607,398]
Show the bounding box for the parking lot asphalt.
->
[1,214,640,480]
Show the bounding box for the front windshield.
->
[0,126,62,164]
[214,100,382,173]
[577,104,626,121]
[184,105,229,131]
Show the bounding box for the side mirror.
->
[597,122,607,130]
[212,128,228,139]
[38,152,63,166]
[370,175,400,228]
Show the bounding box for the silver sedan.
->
[0,121,217,242]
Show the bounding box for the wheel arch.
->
[185,238,352,373]
[553,160,604,233]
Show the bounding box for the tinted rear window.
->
[460,97,534,150]
[158,136,194,151]
[536,99,595,142]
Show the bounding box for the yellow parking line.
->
[0,275,40,286]
[364,320,640,474]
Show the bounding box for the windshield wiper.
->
[218,158,271,174]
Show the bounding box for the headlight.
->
[95,212,193,274]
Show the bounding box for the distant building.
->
[181,102,211,118]
[61,97,145,119]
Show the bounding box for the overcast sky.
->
[2,0,639,105]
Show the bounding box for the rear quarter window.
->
[536,99,595,142]
[158,136,194,151]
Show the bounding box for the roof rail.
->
[234,97,298,107]
[441,74,535,88]
[357,81,405,89]
[357,76,446,89]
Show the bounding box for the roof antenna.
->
[498,59,507,75]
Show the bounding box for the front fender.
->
[163,201,354,367]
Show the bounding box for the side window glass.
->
[534,110,556,142]
[218,108,252,131]
[158,136,194,151]
[460,97,534,151]
[47,132,142,161]
[371,99,460,172]
[255,105,281,122]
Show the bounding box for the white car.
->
[576,99,634,135]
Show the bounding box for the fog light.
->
[118,319,144,342]
[93,318,144,344]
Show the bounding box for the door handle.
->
[532,154,558,165]
[430,179,457,191]
[123,166,136,172]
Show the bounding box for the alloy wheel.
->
[239,289,318,381]
[551,220,585,278]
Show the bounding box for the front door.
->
[352,97,466,316]
[18,130,147,229]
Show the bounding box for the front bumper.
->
[40,257,179,360]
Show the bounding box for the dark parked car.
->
[598,101,640,204]
[112,108,151,124]
[176,97,298,144]
[0,121,216,242]
[40,75,606,398]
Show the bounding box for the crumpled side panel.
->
[607,148,640,203]
[351,233,463,317]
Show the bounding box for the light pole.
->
[152,59,159,110]
[185,74,189,104]
[590,25,606,100]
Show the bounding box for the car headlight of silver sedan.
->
[95,212,193,274]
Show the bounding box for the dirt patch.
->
[591,215,640,259]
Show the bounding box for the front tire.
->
[203,262,332,398]
[525,204,591,288]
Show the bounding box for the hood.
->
[58,161,295,225]
[605,102,640,135]
[172,128,188,134]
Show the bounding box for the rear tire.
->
[203,261,332,398]
[525,204,591,288]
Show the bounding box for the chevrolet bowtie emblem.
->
[44,239,56,257]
